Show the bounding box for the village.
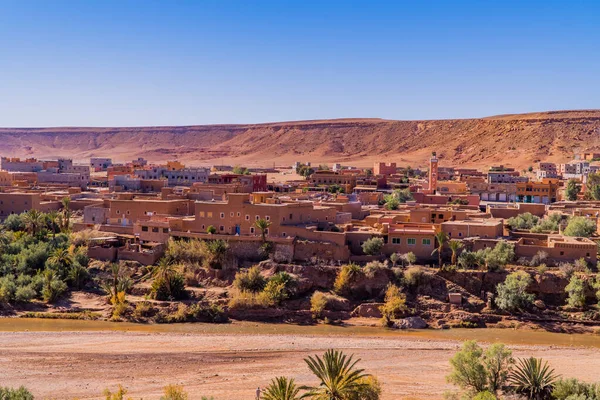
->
[0,152,598,268]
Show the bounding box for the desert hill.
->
[2,110,600,169]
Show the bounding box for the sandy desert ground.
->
[1,328,600,400]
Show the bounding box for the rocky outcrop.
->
[393,316,427,329]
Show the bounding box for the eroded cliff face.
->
[2,110,600,169]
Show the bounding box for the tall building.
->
[427,152,438,194]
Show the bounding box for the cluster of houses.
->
[0,152,599,266]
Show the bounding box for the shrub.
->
[150,273,187,301]
[404,266,428,288]
[41,270,67,303]
[233,266,266,293]
[346,376,382,400]
[379,284,407,325]
[507,212,539,230]
[166,238,204,265]
[3,214,25,232]
[206,225,217,234]
[333,264,362,295]
[495,271,534,312]
[564,216,596,237]
[310,291,329,319]
[401,252,417,266]
[389,253,401,267]
[574,257,591,272]
[261,280,288,306]
[364,261,387,278]
[228,290,271,310]
[73,246,90,267]
[161,384,188,400]
[14,285,36,303]
[103,385,129,400]
[269,271,296,297]
[552,378,600,400]
[446,340,513,396]
[201,239,229,270]
[472,391,497,400]
[559,262,575,279]
[529,251,548,267]
[362,237,384,256]
[132,301,155,319]
[457,251,481,270]
[0,386,34,400]
[565,275,586,308]
[0,276,17,303]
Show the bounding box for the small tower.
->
[428,151,438,194]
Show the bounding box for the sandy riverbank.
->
[1,324,600,400]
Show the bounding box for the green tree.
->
[565,275,586,308]
[509,357,557,400]
[563,216,596,237]
[202,240,229,270]
[61,197,72,232]
[565,179,581,201]
[206,225,217,234]
[362,237,384,256]
[302,349,369,400]
[447,341,513,396]
[153,257,178,296]
[495,271,534,312]
[47,247,73,275]
[261,377,301,400]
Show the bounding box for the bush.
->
[559,262,576,279]
[472,391,497,400]
[552,378,600,400]
[103,385,129,400]
[507,212,539,230]
[3,214,25,232]
[161,384,188,400]
[458,251,482,270]
[233,266,266,293]
[268,271,296,297]
[333,264,362,296]
[362,237,384,256]
[495,271,534,312]
[564,216,596,237]
[166,238,204,265]
[67,263,90,289]
[261,280,288,306]
[446,340,513,396]
[379,284,407,325]
[150,273,187,301]
[477,241,515,271]
[228,290,271,310]
[0,386,34,400]
[206,225,217,234]
[529,251,548,267]
[14,285,36,303]
[401,252,417,266]
[404,266,428,288]
[364,261,387,278]
[132,301,155,320]
[565,275,586,308]
[346,376,382,400]
[0,276,17,303]
[310,291,329,319]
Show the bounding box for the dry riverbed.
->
[0,321,600,399]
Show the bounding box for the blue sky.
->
[0,0,598,127]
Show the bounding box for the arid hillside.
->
[2,110,600,169]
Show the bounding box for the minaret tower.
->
[428,151,438,194]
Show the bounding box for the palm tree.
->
[448,240,463,266]
[61,197,71,232]
[153,257,177,295]
[23,209,44,236]
[46,210,59,239]
[509,357,557,400]
[431,231,448,268]
[48,247,73,274]
[255,218,271,243]
[202,239,229,270]
[261,377,302,400]
[302,349,369,400]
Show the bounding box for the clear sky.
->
[0,0,599,127]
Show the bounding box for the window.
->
[289,213,293,219]
[407,238,416,245]
[438,214,443,219]
[245,214,250,221]
[163,228,169,233]
[282,232,286,237]
[199,211,205,217]
[126,210,130,215]
[422,238,431,245]
[116,210,120,214]
[237,212,241,217]
[207,212,213,218]
[250,227,255,234]
[219,225,224,231]
[220,212,225,218]
[142,226,148,232]
[255,215,260,220]
[266,215,270,221]
[152,227,159,233]
[230,212,234,217]
[392,238,401,244]
[265,228,269,235]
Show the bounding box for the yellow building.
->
[516,179,558,204]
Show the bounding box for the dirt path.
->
[0,331,599,399]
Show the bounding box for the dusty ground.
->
[1,329,600,400]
